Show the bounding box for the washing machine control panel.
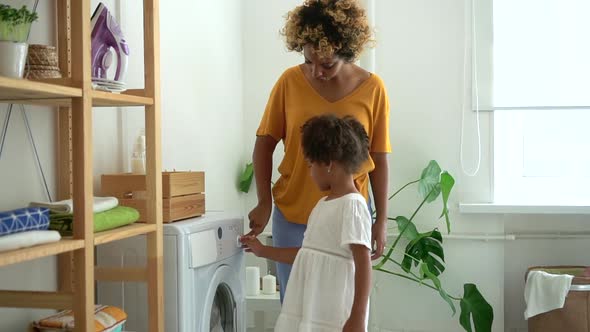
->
[188,220,243,268]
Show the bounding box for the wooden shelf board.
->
[0,239,85,268]
[0,76,81,102]
[1,92,153,108]
[94,223,157,245]
[0,290,73,309]
[0,75,151,107]
[92,90,153,107]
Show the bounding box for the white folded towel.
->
[29,196,118,214]
[0,230,61,252]
[524,270,574,319]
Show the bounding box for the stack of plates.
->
[92,78,126,93]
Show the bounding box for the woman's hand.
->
[240,235,266,258]
[247,201,272,236]
[371,220,387,260]
[343,316,365,332]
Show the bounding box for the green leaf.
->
[439,171,455,234]
[402,229,445,276]
[396,216,419,241]
[459,284,494,332]
[419,160,442,203]
[420,263,456,315]
[239,163,254,193]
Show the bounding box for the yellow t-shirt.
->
[256,65,391,224]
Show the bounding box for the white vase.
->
[0,41,28,78]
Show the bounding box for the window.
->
[480,0,590,204]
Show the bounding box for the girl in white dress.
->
[241,114,373,332]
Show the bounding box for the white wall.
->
[0,0,244,329]
[241,1,590,332]
[121,0,245,212]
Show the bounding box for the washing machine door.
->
[202,265,238,332]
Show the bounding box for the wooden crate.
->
[101,171,205,223]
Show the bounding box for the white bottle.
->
[130,129,146,174]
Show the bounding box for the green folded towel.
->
[50,206,140,236]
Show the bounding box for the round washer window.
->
[210,283,235,331]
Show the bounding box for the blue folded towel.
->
[0,207,50,236]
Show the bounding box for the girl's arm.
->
[343,244,372,332]
[369,152,389,259]
[240,236,299,264]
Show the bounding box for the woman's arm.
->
[369,152,389,259]
[343,244,372,332]
[247,135,279,236]
[240,235,299,264]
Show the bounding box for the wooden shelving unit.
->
[0,0,164,331]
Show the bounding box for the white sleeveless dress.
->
[274,193,372,332]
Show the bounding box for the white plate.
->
[93,81,126,89]
[92,84,126,93]
[92,77,125,83]
[92,78,126,86]
[92,79,126,85]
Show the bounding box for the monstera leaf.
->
[419,160,442,202]
[421,263,456,315]
[395,216,419,241]
[460,284,494,332]
[402,229,445,277]
[439,171,455,233]
[239,163,254,193]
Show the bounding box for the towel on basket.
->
[525,270,574,319]
[30,196,118,214]
[49,206,139,236]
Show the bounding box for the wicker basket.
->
[25,45,62,79]
[26,44,59,67]
[25,67,62,79]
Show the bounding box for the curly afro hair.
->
[281,0,373,62]
[301,114,369,174]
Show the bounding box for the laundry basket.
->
[526,266,590,332]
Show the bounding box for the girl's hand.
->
[240,235,266,258]
[342,316,365,332]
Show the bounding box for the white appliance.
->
[97,212,245,331]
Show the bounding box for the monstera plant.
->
[373,160,493,332]
[238,160,493,331]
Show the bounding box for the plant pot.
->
[0,41,28,78]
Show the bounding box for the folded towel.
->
[30,196,119,214]
[49,206,140,236]
[0,207,50,236]
[524,270,574,319]
[33,304,127,331]
[0,230,60,252]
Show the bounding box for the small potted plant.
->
[0,4,38,78]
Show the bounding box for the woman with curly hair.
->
[247,0,391,303]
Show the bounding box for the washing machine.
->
[97,212,245,331]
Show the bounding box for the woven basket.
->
[26,44,59,67]
[25,45,62,79]
[25,65,62,79]
[25,69,62,79]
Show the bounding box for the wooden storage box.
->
[101,171,205,223]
